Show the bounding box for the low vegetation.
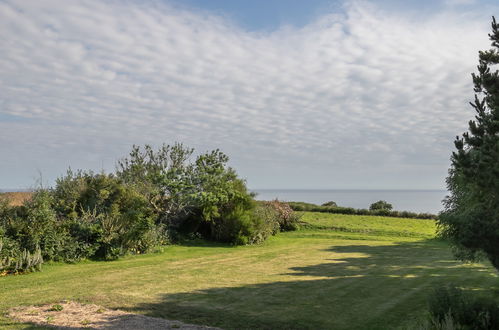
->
[288,201,437,219]
[423,285,499,329]
[0,143,300,273]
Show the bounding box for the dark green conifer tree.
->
[439,17,499,270]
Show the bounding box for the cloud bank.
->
[0,0,495,189]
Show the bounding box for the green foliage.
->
[0,142,286,273]
[117,143,195,226]
[211,205,264,245]
[425,285,499,330]
[263,199,301,231]
[0,237,43,274]
[11,190,70,262]
[439,17,499,270]
[369,200,393,211]
[321,201,337,207]
[49,305,63,312]
[287,201,436,220]
[117,143,268,245]
[52,171,159,260]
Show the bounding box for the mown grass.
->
[300,211,437,237]
[1,213,498,329]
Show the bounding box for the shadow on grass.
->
[117,240,497,330]
[14,240,498,330]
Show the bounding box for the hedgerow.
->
[287,201,437,220]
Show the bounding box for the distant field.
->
[0,192,32,206]
[1,212,497,329]
[300,212,437,237]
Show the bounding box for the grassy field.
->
[1,212,498,329]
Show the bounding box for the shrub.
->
[369,200,393,211]
[0,142,285,272]
[11,190,70,262]
[264,199,300,231]
[322,201,338,207]
[204,179,273,245]
[211,205,276,245]
[0,237,43,274]
[0,196,15,229]
[53,171,159,260]
[425,285,499,329]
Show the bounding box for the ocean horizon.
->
[1,188,448,214]
[251,189,448,214]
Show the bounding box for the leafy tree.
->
[439,17,499,270]
[117,143,270,244]
[369,200,393,211]
[116,143,195,227]
[322,201,338,207]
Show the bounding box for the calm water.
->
[251,189,448,214]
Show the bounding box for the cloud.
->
[0,0,495,189]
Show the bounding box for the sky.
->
[1,0,498,190]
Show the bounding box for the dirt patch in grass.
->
[8,301,220,329]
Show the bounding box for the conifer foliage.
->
[439,17,499,270]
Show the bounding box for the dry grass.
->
[0,192,32,206]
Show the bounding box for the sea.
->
[251,189,448,214]
[1,188,448,215]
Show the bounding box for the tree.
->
[369,200,393,211]
[438,17,499,270]
[116,143,270,244]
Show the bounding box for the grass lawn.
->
[1,212,498,329]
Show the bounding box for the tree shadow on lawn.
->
[118,240,499,330]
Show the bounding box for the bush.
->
[0,142,285,273]
[0,236,43,274]
[211,204,277,245]
[264,200,300,231]
[425,285,499,329]
[205,179,274,245]
[369,200,393,211]
[52,171,159,260]
[10,190,71,262]
[322,201,338,207]
[287,201,437,220]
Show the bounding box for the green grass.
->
[1,213,498,329]
[300,212,437,237]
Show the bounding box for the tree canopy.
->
[438,17,499,270]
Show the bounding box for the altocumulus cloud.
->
[0,0,495,189]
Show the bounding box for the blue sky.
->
[175,0,341,31]
[174,0,496,30]
[0,0,498,190]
